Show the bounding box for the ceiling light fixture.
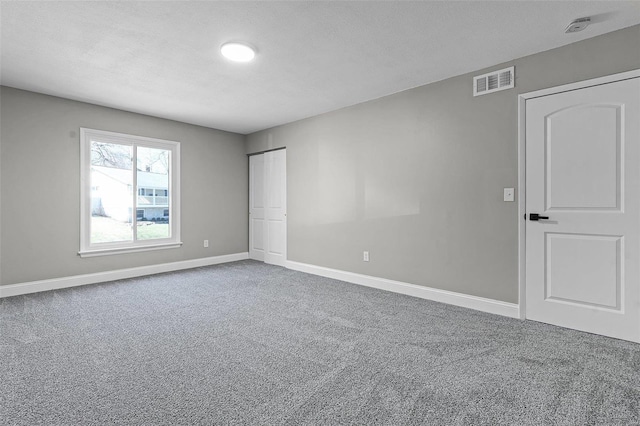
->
[220,42,256,62]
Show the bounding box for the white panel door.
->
[249,154,265,261]
[526,77,640,342]
[264,149,287,266]
[249,150,287,266]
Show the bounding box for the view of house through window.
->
[80,128,180,256]
[90,142,171,243]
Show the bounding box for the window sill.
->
[78,242,183,258]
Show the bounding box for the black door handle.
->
[529,213,549,221]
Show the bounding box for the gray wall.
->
[246,25,640,304]
[1,87,247,285]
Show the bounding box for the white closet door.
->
[249,154,265,261]
[249,149,287,266]
[525,77,640,342]
[264,149,287,266]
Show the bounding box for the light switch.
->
[503,188,515,202]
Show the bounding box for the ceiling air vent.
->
[473,66,515,96]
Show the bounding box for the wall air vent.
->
[473,66,515,96]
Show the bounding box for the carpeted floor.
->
[1,260,639,425]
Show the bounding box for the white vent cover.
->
[473,66,515,96]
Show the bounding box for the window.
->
[80,128,181,257]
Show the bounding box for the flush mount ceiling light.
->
[220,42,256,62]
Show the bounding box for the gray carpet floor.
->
[1,260,639,425]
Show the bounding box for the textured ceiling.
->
[2,1,640,134]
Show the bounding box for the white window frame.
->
[79,128,182,257]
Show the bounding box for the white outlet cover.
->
[503,188,515,202]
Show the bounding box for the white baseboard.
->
[1,253,519,319]
[0,252,249,298]
[285,260,520,318]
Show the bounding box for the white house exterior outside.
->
[91,165,169,222]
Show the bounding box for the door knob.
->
[529,213,549,221]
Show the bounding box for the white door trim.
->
[517,69,640,320]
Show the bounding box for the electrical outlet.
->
[204,240,209,248]
[363,251,369,262]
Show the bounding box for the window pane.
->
[90,141,133,243]
[137,146,170,240]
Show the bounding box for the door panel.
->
[249,155,265,261]
[546,105,621,210]
[264,149,287,265]
[545,233,621,310]
[525,77,640,342]
[267,221,284,256]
